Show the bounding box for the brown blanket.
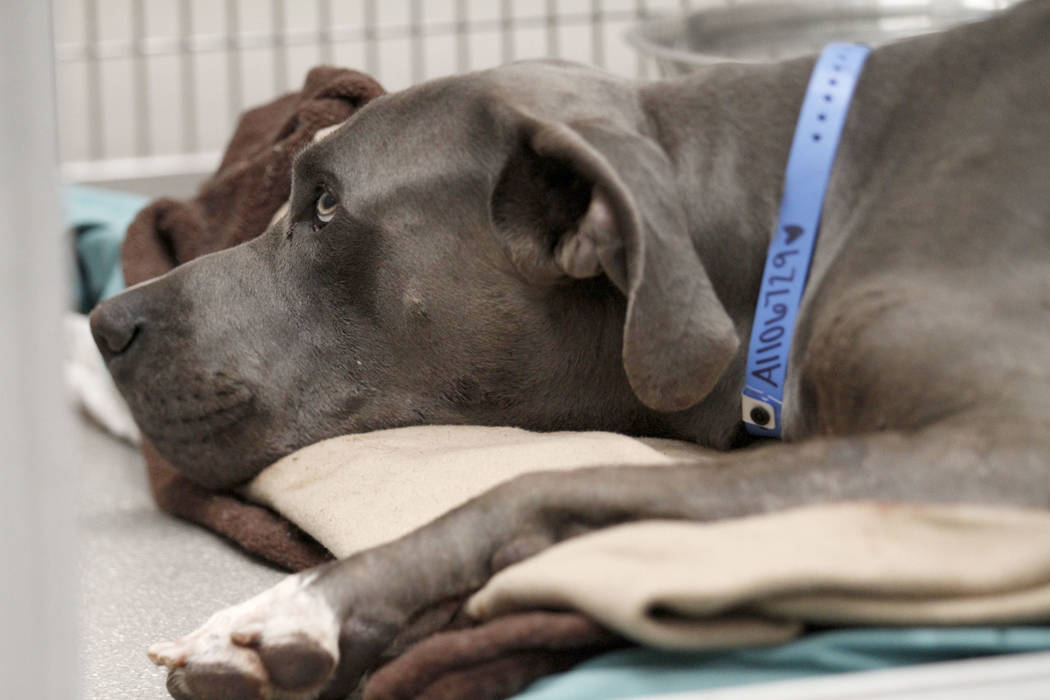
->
[364,612,624,700]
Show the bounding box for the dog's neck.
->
[637,59,823,445]
[641,58,819,330]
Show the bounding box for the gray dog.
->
[90,1,1049,698]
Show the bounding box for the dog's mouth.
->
[139,397,255,446]
[113,363,365,488]
[121,372,256,448]
[129,385,268,488]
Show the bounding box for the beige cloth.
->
[467,503,1050,651]
[243,425,714,558]
[242,427,1050,654]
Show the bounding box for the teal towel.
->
[64,185,147,312]
[514,627,1050,699]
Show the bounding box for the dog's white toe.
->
[149,573,341,699]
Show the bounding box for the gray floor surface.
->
[78,417,285,699]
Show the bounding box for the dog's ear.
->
[490,114,739,411]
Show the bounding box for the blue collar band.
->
[742,43,871,438]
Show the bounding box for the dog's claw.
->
[149,640,189,668]
[231,624,264,647]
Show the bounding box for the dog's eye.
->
[314,191,339,226]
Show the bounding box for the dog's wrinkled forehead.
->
[293,61,638,199]
[309,72,502,159]
[291,86,492,209]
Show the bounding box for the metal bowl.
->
[625,2,998,76]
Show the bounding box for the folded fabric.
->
[467,503,1050,650]
[64,184,148,312]
[363,612,625,700]
[242,425,710,557]
[119,65,385,570]
[144,440,332,572]
[237,434,1050,700]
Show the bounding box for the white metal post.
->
[0,0,78,697]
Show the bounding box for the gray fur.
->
[90,2,1050,697]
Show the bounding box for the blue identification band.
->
[742,43,871,438]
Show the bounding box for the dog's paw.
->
[149,573,340,700]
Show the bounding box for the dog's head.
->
[91,62,743,488]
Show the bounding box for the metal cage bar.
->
[364,0,378,76]
[272,0,289,94]
[82,0,103,160]
[225,0,243,128]
[131,0,149,156]
[178,0,198,154]
[317,0,334,65]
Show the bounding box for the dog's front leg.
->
[151,419,1049,700]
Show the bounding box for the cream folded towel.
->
[243,425,712,557]
[467,503,1050,650]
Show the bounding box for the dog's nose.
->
[89,296,142,360]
